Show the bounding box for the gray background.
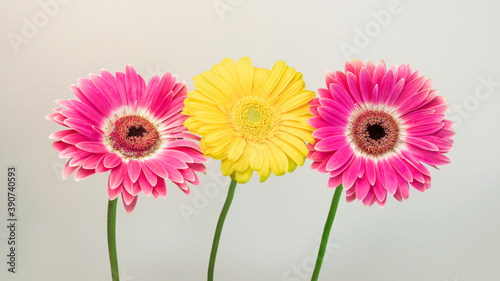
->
[1,0,499,280]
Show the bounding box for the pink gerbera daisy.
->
[308,59,454,206]
[46,65,207,213]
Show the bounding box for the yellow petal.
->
[198,123,230,135]
[265,142,288,176]
[248,141,264,171]
[259,169,271,182]
[193,111,228,124]
[233,168,253,183]
[195,73,232,103]
[204,129,233,144]
[267,65,297,102]
[237,57,253,94]
[221,158,234,176]
[275,131,309,156]
[221,58,240,89]
[228,137,246,162]
[279,125,314,144]
[211,62,237,90]
[288,159,298,173]
[252,67,270,95]
[274,74,306,106]
[279,90,315,113]
[261,60,287,97]
[271,137,305,167]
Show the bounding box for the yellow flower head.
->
[183,57,315,183]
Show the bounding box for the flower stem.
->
[311,184,343,281]
[208,179,238,281]
[107,198,120,281]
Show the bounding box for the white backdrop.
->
[1,0,499,280]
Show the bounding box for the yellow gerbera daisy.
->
[183,57,315,183]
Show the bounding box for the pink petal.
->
[308,117,332,129]
[318,88,332,99]
[52,141,72,153]
[108,183,122,200]
[326,145,354,172]
[82,153,105,169]
[49,130,76,140]
[346,72,364,105]
[90,73,120,110]
[407,122,444,136]
[406,144,451,166]
[359,68,373,103]
[317,107,349,127]
[381,160,398,195]
[395,76,426,107]
[400,150,431,176]
[312,127,346,140]
[154,178,167,198]
[127,159,141,183]
[377,69,395,105]
[75,167,96,181]
[62,162,78,180]
[64,119,102,140]
[109,164,124,189]
[138,173,153,197]
[174,181,190,194]
[327,174,342,189]
[386,79,405,107]
[95,154,111,173]
[62,133,91,145]
[122,193,138,213]
[314,136,348,152]
[165,165,183,183]
[388,156,413,182]
[342,156,361,190]
[365,158,377,186]
[144,159,169,179]
[329,84,355,112]
[373,180,387,202]
[355,176,370,201]
[122,174,134,194]
[140,162,158,186]
[103,153,122,169]
[406,137,439,151]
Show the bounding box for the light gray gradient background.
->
[1,0,499,280]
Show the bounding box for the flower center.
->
[350,110,399,156]
[109,115,160,159]
[230,96,276,139]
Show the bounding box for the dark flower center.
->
[367,124,386,140]
[110,116,160,159]
[351,110,399,156]
[127,126,147,138]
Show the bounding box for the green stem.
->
[107,199,120,281]
[208,179,238,281]
[311,184,343,281]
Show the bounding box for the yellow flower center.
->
[230,96,276,139]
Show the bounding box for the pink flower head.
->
[308,60,454,206]
[47,65,207,213]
